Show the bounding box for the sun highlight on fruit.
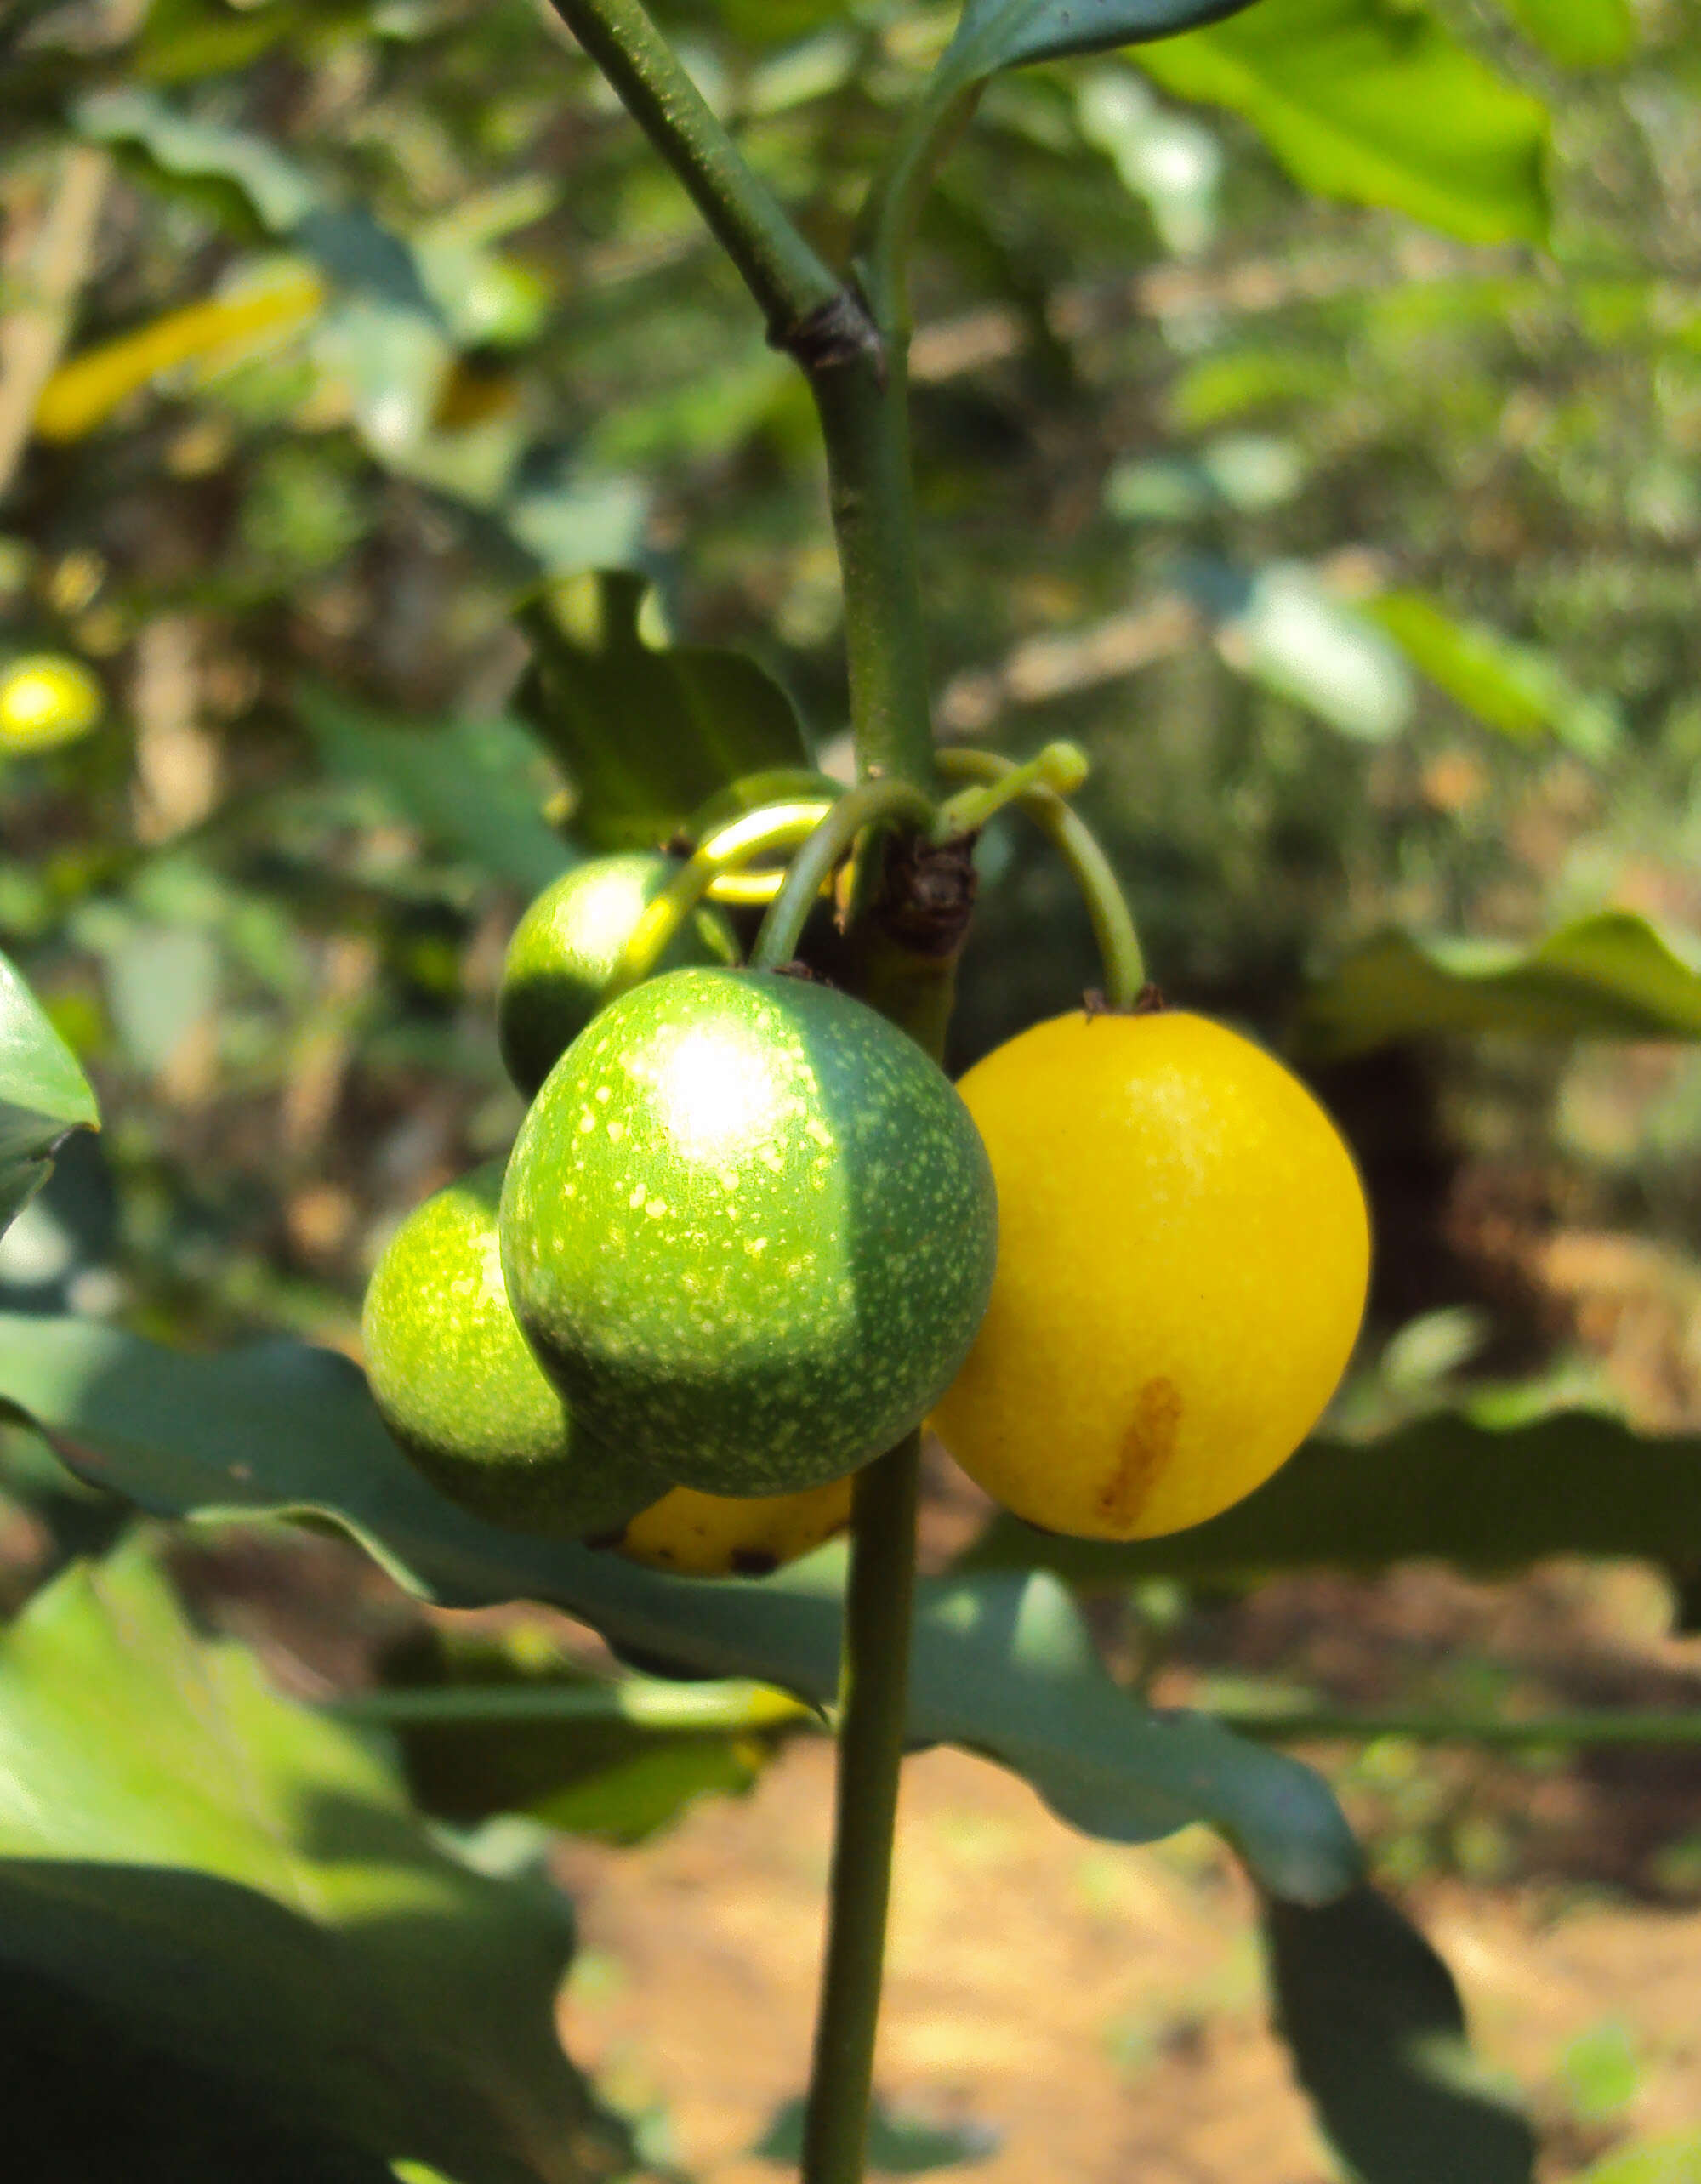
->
[931,1007,1370,1541]
[362,1160,669,1535]
[497,852,737,1097]
[499,965,998,1497]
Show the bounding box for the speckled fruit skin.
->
[361,1161,668,1536]
[931,1010,1370,1542]
[499,966,998,1496]
[614,1476,853,1578]
[498,853,737,1098]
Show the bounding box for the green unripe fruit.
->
[497,853,737,1098]
[499,967,998,1497]
[362,1161,669,1535]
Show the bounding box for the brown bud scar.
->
[1099,1376,1182,1530]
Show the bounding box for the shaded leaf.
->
[299,686,571,895]
[1295,912,1701,1061]
[1138,0,1550,244]
[0,1539,629,2183]
[0,951,99,1237]
[755,2092,998,2171]
[1367,591,1619,758]
[942,0,1260,85]
[1265,1886,1535,2184]
[0,1317,1361,1905]
[515,571,811,850]
[72,85,321,234]
[373,1626,799,1841]
[964,1402,1701,1584]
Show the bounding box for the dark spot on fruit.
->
[1100,1377,1181,1528]
[731,1548,780,1577]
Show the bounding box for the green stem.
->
[606,801,830,1000]
[933,740,1088,838]
[854,77,983,341]
[748,778,936,972]
[543,0,842,340]
[801,1432,921,2184]
[810,350,937,795]
[1220,1705,1701,1749]
[935,746,1146,1006]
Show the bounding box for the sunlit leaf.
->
[1265,1886,1535,2184]
[1137,0,1550,243]
[72,85,321,233]
[0,1539,630,2182]
[35,270,327,441]
[1367,592,1619,758]
[0,953,98,1238]
[1218,563,1413,742]
[0,1318,1362,1905]
[1295,912,1701,1060]
[515,571,812,850]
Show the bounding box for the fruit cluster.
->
[363,842,1370,1576]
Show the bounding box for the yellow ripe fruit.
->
[931,1009,1370,1541]
[0,655,102,753]
[612,1476,854,1578]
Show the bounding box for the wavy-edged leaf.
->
[964,1402,1701,1584]
[515,571,811,850]
[1367,592,1619,758]
[1265,1886,1535,2184]
[0,1317,1361,1906]
[72,85,321,235]
[299,686,570,894]
[942,0,1260,83]
[1295,912,1701,1060]
[1137,0,1550,244]
[0,1538,629,2183]
[0,951,98,1237]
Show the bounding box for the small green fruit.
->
[497,853,737,1098]
[499,966,998,1497]
[362,1160,668,1535]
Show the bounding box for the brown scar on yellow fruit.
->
[1099,1376,1182,1531]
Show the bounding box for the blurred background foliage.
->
[5,0,1701,1410]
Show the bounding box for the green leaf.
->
[371,1628,795,1841]
[1264,1886,1535,2184]
[0,950,99,1237]
[755,2092,998,2171]
[964,1402,1701,1584]
[515,571,811,851]
[1295,912,1701,1061]
[1366,592,1619,758]
[73,85,322,235]
[1136,0,1550,244]
[1496,0,1634,69]
[299,687,572,895]
[942,0,1260,82]
[0,1317,1362,1906]
[0,1538,629,2183]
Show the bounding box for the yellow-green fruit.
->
[497,853,737,1098]
[0,655,102,753]
[362,1161,668,1536]
[614,1476,854,1578]
[931,1010,1370,1541]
